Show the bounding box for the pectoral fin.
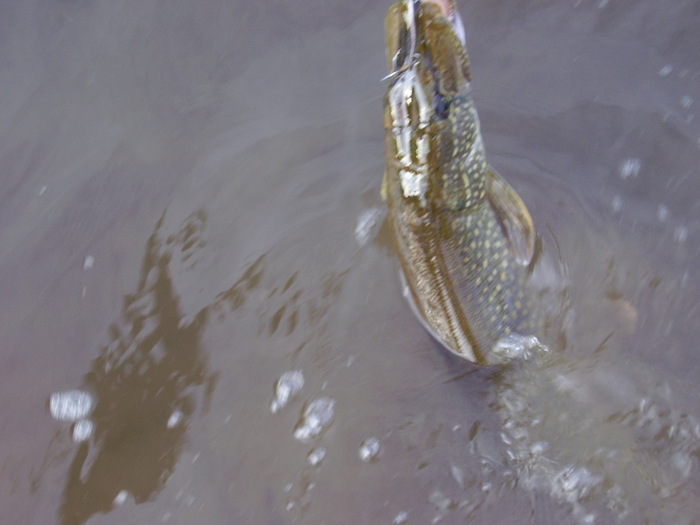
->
[486,167,535,266]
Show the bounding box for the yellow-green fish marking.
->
[383,0,540,365]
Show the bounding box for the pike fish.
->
[382,0,541,365]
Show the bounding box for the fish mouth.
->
[384,0,420,79]
[423,0,467,46]
[385,0,470,92]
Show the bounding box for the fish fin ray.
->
[486,167,535,266]
[399,269,477,362]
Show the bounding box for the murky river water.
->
[2,1,700,524]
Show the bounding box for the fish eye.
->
[433,93,450,119]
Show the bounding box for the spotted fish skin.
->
[383,0,540,365]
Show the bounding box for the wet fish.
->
[382,0,540,365]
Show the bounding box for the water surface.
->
[1,0,700,523]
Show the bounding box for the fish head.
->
[385,0,470,89]
[384,0,484,210]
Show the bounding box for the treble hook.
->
[381,0,422,82]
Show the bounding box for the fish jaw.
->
[422,0,467,46]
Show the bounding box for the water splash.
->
[491,334,548,363]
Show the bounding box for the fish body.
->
[383,0,540,365]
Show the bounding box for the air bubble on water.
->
[113,490,131,506]
[429,490,453,518]
[167,410,184,428]
[270,370,304,413]
[354,207,382,246]
[393,511,409,524]
[619,158,640,179]
[72,419,94,442]
[307,446,327,466]
[658,65,673,77]
[50,390,94,421]
[450,463,464,488]
[657,204,670,222]
[294,397,335,442]
[358,437,381,463]
[83,255,95,270]
[674,225,688,243]
[681,95,694,109]
[611,195,622,213]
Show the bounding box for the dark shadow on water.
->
[57,211,267,525]
[58,213,214,525]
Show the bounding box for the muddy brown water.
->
[1,0,700,524]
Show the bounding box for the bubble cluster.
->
[294,397,335,442]
[50,390,94,421]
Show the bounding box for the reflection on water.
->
[53,213,218,525]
